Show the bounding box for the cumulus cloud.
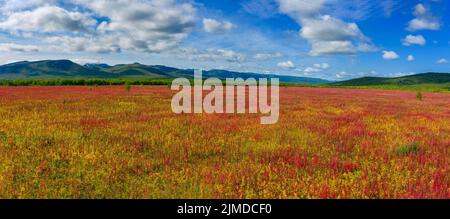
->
[335,71,348,79]
[407,55,415,62]
[436,58,448,64]
[407,4,440,31]
[413,3,427,16]
[313,63,330,69]
[402,34,426,46]
[277,60,295,69]
[44,36,121,53]
[0,0,58,13]
[203,18,234,33]
[213,49,245,62]
[276,0,375,56]
[254,52,283,60]
[297,62,330,75]
[179,48,245,63]
[0,5,96,33]
[0,0,197,53]
[382,50,399,60]
[0,43,39,52]
[277,0,326,18]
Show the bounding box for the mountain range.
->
[0,60,329,84]
[0,60,449,86]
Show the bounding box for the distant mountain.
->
[202,69,328,84]
[331,73,450,86]
[0,60,330,84]
[0,60,107,78]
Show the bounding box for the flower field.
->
[0,86,448,199]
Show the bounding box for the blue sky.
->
[0,0,448,80]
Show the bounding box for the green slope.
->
[332,73,450,86]
[0,60,109,78]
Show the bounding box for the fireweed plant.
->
[171,70,280,125]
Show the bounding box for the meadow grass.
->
[0,86,448,198]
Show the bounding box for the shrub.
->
[416,91,422,101]
[0,131,6,142]
[396,143,419,156]
[124,82,131,92]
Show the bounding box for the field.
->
[0,86,448,198]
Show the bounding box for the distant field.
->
[1,79,449,93]
[0,86,448,198]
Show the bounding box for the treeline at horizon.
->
[0,78,312,87]
[0,79,173,86]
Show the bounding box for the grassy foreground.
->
[0,86,448,198]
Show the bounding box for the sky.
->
[0,0,448,80]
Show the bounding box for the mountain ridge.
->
[0,59,330,84]
[1,60,449,86]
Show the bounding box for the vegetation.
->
[124,82,131,92]
[396,143,420,157]
[0,86,448,198]
[416,91,423,101]
[331,73,450,86]
[0,79,172,86]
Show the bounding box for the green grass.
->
[0,79,449,93]
[330,73,450,86]
[396,143,420,156]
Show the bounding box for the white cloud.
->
[0,0,197,53]
[303,67,321,73]
[382,50,399,60]
[357,43,379,52]
[0,6,96,33]
[277,0,325,18]
[276,1,375,56]
[296,63,330,75]
[413,3,427,16]
[254,52,283,60]
[44,36,121,53]
[313,63,330,69]
[277,60,295,69]
[309,41,357,56]
[335,71,348,79]
[213,49,245,62]
[0,0,58,13]
[436,58,448,64]
[408,19,440,31]
[402,34,426,46]
[300,16,367,42]
[179,48,245,63]
[407,4,440,31]
[76,0,196,52]
[407,55,415,62]
[203,18,234,33]
[0,43,39,52]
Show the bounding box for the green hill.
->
[332,73,450,86]
[0,60,329,84]
[0,60,109,78]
